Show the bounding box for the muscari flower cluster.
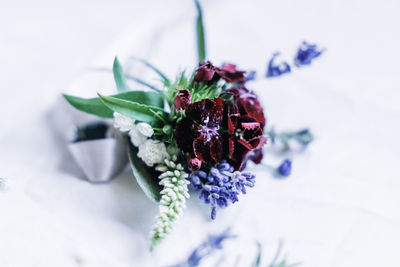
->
[190,161,255,220]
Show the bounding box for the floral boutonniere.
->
[63,0,314,251]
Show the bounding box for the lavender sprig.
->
[190,161,255,220]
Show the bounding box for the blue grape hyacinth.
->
[294,41,325,67]
[277,158,292,177]
[266,52,291,78]
[190,161,256,220]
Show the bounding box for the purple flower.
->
[190,161,255,220]
[266,52,291,78]
[172,228,235,267]
[294,41,325,67]
[277,159,292,177]
[245,70,256,82]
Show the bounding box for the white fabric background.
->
[1,0,400,266]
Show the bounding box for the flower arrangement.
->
[63,0,315,251]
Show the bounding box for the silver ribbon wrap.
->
[49,96,129,183]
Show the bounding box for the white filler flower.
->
[150,155,190,251]
[113,112,135,132]
[129,126,147,147]
[136,122,154,137]
[137,139,168,167]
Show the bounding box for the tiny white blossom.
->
[129,126,147,147]
[136,122,154,137]
[113,112,135,132]
[137,139,168,167]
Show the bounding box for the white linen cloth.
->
[1,0,400,266]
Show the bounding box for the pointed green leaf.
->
[98,94,167,126]
[113,57,129,92]
[128,142,162,202]
[63,91,164,118]
[195,0,206,62]
[130,57,171,87]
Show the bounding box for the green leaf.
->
[195,0,206,62]
[113,57,130,92]
[130,57,171,87]
[98,94,167,126]
[63,91,164,118]
[128,142,162,203]
[251,242,262,267]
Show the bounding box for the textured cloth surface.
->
[1,0,400,266]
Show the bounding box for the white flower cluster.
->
[150,155,190,251]
[113,112,168,167]
[137,139,169,167]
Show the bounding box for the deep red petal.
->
[175,117,195,153]
[209,136,223,162]
[193,135,211,162]
[194,61,218,82]
[174,89,191,110]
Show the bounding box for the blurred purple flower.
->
[245,70,256,81]
[277,159,292,177]
[294,41,325,67]
[266,52,291,78]
[171,228,235,267]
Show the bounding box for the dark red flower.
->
[174,89,191,110]
[194,61,246,84]
[175,97,225,170]
[215,64,246,84]
[224,87,266,127]
[194,61,218,83]
[227,109,267,170]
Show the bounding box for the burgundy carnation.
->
[224,87,266,127]
[215,64,246,84]
[193,61,218,83]
[174,89,191,110]
[227,109,267,170]
[194,61,246,84]
[175,97,225,170]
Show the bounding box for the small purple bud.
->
[203,185,213,191]
[211,207,217,220]
[197,170,208,179]
[191,175,201,185]
[277,159,292,177]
